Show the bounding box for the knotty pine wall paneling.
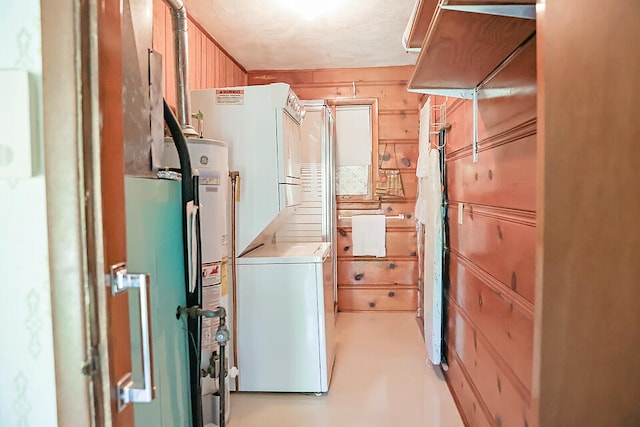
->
[249,67,422,312]
[152,0,247,110]
[442,37,537,426]
[536,1,640,425]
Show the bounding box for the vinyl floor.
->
[228,312,464,427]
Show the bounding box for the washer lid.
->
[237,242,331,265]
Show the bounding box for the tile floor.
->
[228,312,464,427]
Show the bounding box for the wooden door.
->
[98,0,133,424]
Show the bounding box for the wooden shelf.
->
[403,0,439,50]
[407,0,536,98]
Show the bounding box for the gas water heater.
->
[163,138,232,426]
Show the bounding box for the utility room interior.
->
[1,1,640,427]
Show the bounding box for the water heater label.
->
[202,261,221,286]
[202,283,221,352]
[216,89,244,105]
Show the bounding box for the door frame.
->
[41,0,100,424]
[42,0,127,425]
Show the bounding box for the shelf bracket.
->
[440,5,536,20]
[472,88,479,163]
[407,88,475,100]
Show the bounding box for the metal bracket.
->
[110,262,148,296]
[440,4,536,20]
[407,88,475,99]
[472,88,479,163]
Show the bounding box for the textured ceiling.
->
[184,0,419,71]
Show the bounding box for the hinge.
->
[82,346,100,377]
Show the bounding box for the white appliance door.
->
[236,261,323,392]
[281,110,301,183]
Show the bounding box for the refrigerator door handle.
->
[109,262,155,411]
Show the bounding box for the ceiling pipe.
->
[163,0,198,137]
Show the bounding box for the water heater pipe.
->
[163,0,198,137]
[228,170,240,391]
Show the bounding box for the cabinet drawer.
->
[337,259,417,286]
[336,229,417,257]
[338,287,418,311]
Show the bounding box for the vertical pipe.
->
[163,0,197,136]
[218,334,226,427]
[228,171,240,391]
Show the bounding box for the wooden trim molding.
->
[449,298,533,406]
[450,251,534,317]
[446,118,537,161]
[448,202,536,227]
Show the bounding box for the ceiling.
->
[184,0,419,71]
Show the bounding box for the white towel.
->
[352,214,386,257]
[416,153,430,177]
[416,97,431,178]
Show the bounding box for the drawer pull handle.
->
[389,263,396,269]
[344,245,350,252]
[388,291,395,297]
[478,294,483,307]
[338,228,347,237]
[355,273,364,281]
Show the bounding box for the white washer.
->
[235,242,335,393]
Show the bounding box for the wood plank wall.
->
[152,0,247,109]
[248,67,422,312]
[536,2,640,425]
[439,37,537,426]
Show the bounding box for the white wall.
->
[0,1,58,425]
